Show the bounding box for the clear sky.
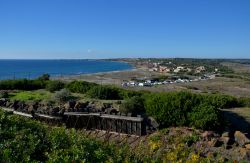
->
[0,0,250,59]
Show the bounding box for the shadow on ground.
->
[223,109,250,138]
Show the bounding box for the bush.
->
[46,80,65,92]
[119,96,145,116]
[144,92,195,127]
[54,89,72,102]
[239,97,250,107]
[188,104,221,130]
[87,85,122,100]
[38,73,50,81]
[0,110,141,162]
[204,94,239,109]
[144,91,233,129]
[66,81,97,94]
[0,79,47,90]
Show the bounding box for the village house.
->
[195,66,206,73]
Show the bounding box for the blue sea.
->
[0,60,133,80]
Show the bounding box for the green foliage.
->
[0,79,47,90]
[0,110,138,162]
[53,89,72,102]
[204,94,239,109]
[38,73,50,81]
[0,111,50,162]
[10,91,51,102]
[46,80,65,92]
[87,85,122,100]
[144,91,233,129]
[144,92,199,127]
[119,96,145,115]
[188,104,222,130]
[66,80,97,94]
[239,97,250,107]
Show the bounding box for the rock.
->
[5,101,13,108]
[219,136,230,146]
[221,132,229,137]
[245,144,250,150]
[202,131,215,141]
[147,117,159,129]
[64,100,76,111]
[11,100,20,110]
[234,131,250,146]
[208,138,223,147]
[50,107,60,116]
[0,98,7,106]
[239,148,250,161]
[74,101,88,110]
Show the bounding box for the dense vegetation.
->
[0,110,229,162]
[0,110,134,162]
[144,91,241,129]
[0,77,248,131]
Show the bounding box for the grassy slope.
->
[9,90,52,101]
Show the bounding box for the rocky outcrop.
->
[234,131,250,146]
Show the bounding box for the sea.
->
[0,59,133,80]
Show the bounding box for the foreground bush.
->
[188,104,222,130]
[54,89,72,102]
[119,96,145,116]
[144,91,226,129]
[87,85,122,100]
[46,80,65,92]
[0,110,137,162]
[66,81,97,94]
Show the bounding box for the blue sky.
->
[0,0,249,59]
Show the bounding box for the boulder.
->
[6,101,13,108]
[0,98,7,106]
[221,132,229,137]
[202,131,215,141]
[74,101,89,110]
[245,144,250,150]
[207,138,223,147]
[50,107,60,116]
[234,131,250,146]
[11,100,20,110]
[239,148,250,161]
[219,136,230,146]
[64,100,76,110]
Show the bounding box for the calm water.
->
[0,60,133,80]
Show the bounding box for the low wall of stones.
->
[0,98,157,136]
[0,108,147,136]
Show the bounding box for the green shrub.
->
[46,80,65,92]
[204,94,239,109]
[0,79,47,90]
[188,104,221,130]
[38,73,50,81]
[54,89,72,102]
[0,110,137,162]
[66,81,97,94]
[238,97,250,107]
[0,110,50,162]
[144,91,231,129]
[119,96,145,115]
[144,92,194,127]
[87,85,122,100]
